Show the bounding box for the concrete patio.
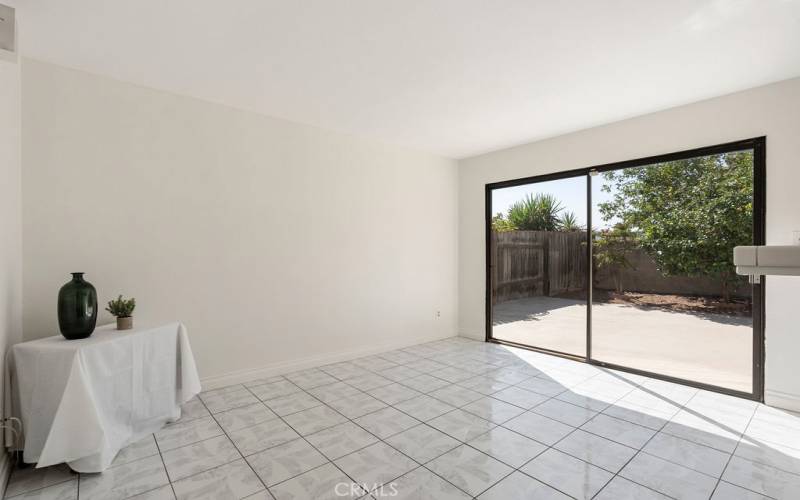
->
[493,296,753,393]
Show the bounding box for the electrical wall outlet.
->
[793,230,800,246]
[435,310,441,319]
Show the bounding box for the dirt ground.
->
[596,290,751,316]
[553,289,751,316]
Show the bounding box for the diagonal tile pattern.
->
[6,336,800,499]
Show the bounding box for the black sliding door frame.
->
[485,137,766,401]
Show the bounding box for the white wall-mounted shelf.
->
[735,245,800,276]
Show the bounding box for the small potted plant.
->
[106,295,136,330]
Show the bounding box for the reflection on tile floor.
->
[5,337,800,499]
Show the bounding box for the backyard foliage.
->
[593,222,638,292]
[491,212,517,232]
[598,151,753,301]
[507,193,563,231]
[558,211,581,232]
[493,193,582,232]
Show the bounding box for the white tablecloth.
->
[5,322,201,472]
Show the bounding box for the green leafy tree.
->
[593,222,638,292]
[507,193,563,231]
[491,213,516,232]
[599,151,753,301]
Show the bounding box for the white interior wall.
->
[15,56,800,408]
[20,59,459,385]
[458,78,800,410]
[0,43,22,484]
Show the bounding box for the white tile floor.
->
[5,337,800,499]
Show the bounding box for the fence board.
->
[491,230,587,304]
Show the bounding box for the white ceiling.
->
[7,0,800,158]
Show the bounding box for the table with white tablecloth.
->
[4,322,201,472]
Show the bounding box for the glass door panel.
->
[590,150,756,393]
[489,176,588,357]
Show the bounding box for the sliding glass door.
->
[486,138,765,399]
[489,176,588,357]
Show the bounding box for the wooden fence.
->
[491,230,588,304]
[491,231,748,302]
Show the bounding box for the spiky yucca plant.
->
[506,193,563,231]
[558,211,581,231]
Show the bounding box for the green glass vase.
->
[57,272,98,339]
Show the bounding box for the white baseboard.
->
[765,389,800,413]
[458,331,484,341]
[201,333,457,390]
